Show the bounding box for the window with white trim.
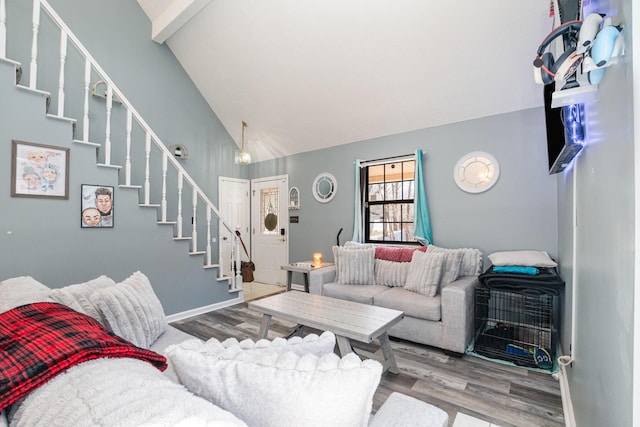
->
[363,158,416,243]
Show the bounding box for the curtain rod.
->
[359,153,415,167]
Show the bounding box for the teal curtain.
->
[413,149,432,245]
[351,159,364,242]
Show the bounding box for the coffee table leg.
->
[336,335,353,356]
[379,332,399,374]
[286,271,293,291]
[258,314,272,339]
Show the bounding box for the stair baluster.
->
[161,152,168,222]
[0,0,6,58]
[57,30,66,116]
[144,132,151,205]
[125,110,133,186]
[191,188,198,253]
[29,0,40,89]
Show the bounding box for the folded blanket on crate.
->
[492,266,539,275]
[0,302,167,410]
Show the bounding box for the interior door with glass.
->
[251,175,288,285]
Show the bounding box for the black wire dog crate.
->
[473,268,564,370]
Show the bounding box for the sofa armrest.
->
[440,275,478,354]
[308,266,336,295]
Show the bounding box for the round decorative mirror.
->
[312,172,337,203]
[454,151,500,193]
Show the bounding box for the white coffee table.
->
[249,291,404,374]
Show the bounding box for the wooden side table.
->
[281,262,334,292]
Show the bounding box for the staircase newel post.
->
[82,58,90,142]
[176,171,184,239]
[144,132,151,205]
[57,30,67,117]
[125,109,132,186]
[29,0,40,89]
[206,208,212,266]
[104,84,113,165]
[1,0,7,59]
[234,234,243,290]
[161,152,168,222]
[191,188,198,252]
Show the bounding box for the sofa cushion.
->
[167,345,382,427]
[49,275,116,322]
[375,246,426,263]
[404,251,445,297]
[438,250,464,288]
[90,271,167,348]
[374,259,410,287]
[374,287,441,321]
[428,245,483,276]
[323,283,389,305]
[332,245,376,285]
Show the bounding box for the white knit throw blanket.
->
[9,358,247,427]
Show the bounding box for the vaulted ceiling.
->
[138,1,553,162]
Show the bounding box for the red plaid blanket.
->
[0,302,167,410]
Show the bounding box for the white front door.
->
[251,175,288,285]
[219,177,250,277]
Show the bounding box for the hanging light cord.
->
[241,121,247,152]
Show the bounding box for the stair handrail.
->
[36,0,241,285]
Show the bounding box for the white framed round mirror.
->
[454,151,500,193]
[312,172,337,203]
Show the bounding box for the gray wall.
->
[251,108,559,268]
[0,0,245,315]
[557,0,635,425]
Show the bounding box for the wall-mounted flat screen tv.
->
[544,82,586,175]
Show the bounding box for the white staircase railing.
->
[0,0,243,290]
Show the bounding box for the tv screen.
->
[544,83,585,174]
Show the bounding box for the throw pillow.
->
[0,276,53,314]
[428,245,483,276]
[437,250,464,287]
[488,250,557,267]
[90,271,167,348]
[184,331,337,359]
[49,275,116,322]
[375,246,426,263]
[344,241,375,249]
[166,345,382,427]
[374,259,410,287]
[404,251,445,297]
[332,245,376,285]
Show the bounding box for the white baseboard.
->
[554,351,576,427]
[165,295,243,323]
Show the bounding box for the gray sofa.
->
[309,244,482,355]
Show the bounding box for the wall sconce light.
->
[235,120,251,165]
[313,252,323,267]
[169,144,188,160]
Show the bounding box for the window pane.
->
[384,204,403,222]
[384,223,403,241]
[370,205,383,222]
[385,163,402,182]
[368,183,384,201]
[402,161,415,180]
[402,223,416,242]
[368,165,384,184]
[384,182,403,201]
[401,203,414,221]
[402,181,414,199]
[369,223,384,241]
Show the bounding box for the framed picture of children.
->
[10,140,70,199]
[81,184,114,228]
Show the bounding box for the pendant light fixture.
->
[236,120,251,165]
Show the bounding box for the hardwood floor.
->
[172,299,564,427]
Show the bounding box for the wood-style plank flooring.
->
[172,297,564,427]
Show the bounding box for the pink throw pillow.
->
[375,246,427,263]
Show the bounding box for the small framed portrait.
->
[11,140,70,199]
[81,184,114,228]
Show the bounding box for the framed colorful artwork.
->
[11,140,70,199]
[81,184,114,228]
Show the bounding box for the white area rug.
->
[453,413,504,427]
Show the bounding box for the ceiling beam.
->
[151,0,213,44]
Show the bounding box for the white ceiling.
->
[138,0,553,162]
